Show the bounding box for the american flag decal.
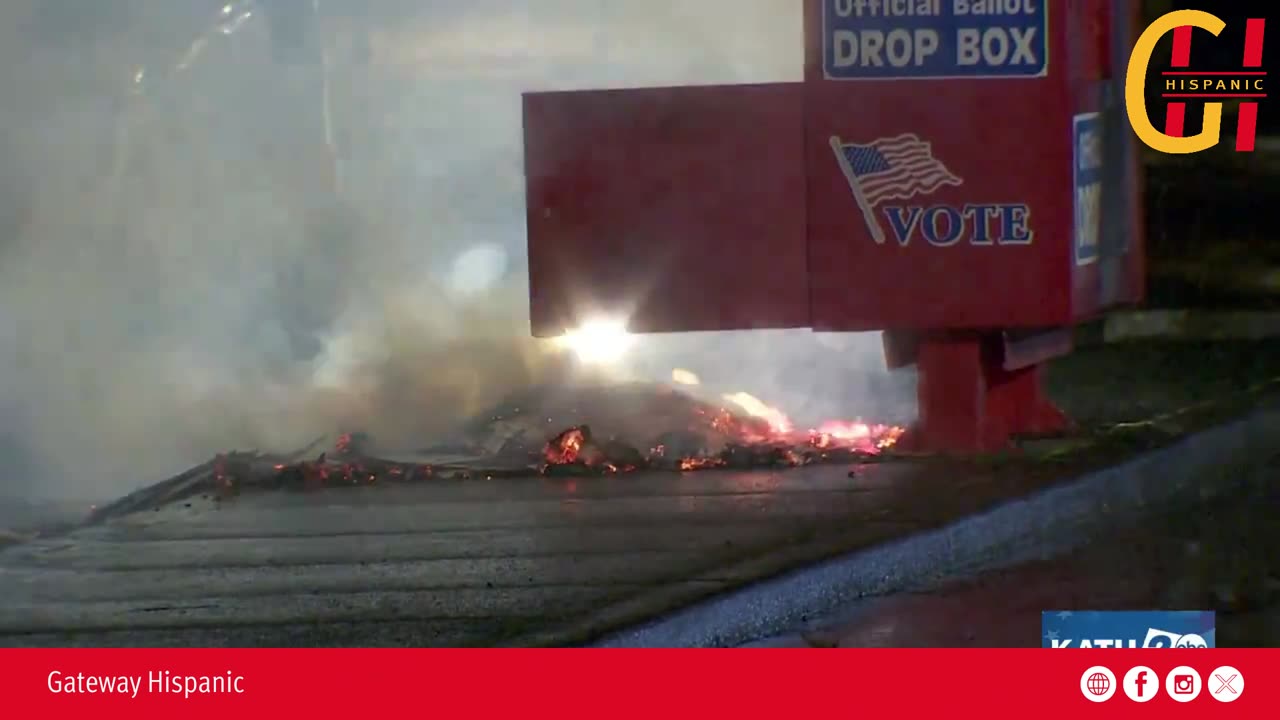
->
[830,134,964,245]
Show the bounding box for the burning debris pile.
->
[85,383,902,522]
[462,381,903,475]
[539,415,901,476]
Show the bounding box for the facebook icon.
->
[1123,666,1159,703]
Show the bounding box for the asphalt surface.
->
[0,462,957,647]
[3,447,1151,648]
[772,456,1280,649]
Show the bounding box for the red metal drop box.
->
[522,0,1145,453]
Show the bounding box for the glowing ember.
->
[679,457,725,471]
[168,386,906,505]
[537,388,904,476]
[815,421,871,441]
[274,387,905,489]
[807,421,899,450]
[335,433,354,454]
[544,427,587,465]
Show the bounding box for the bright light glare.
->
[723,392,793,433]
[552,319,636,364]
[671,368,701,386]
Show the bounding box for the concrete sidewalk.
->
[1100,309,1280,342]
[760,455,1280,649]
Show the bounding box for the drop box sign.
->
[822,0,1049,80]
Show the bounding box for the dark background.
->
[1141,1,1279,307]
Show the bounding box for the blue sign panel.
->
[1042,611,1217,648]
[1073,112,1103,266]
[822,0,1049,80]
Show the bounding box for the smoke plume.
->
[0,1,909,503]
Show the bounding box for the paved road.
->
[778,454,1280,649]
[0,463,915,646]
[0,450,1133,648]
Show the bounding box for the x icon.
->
[1214,674,1238,695]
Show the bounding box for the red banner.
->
[0,649,1271,717]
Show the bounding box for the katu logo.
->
[1050,627,1209,648]
[830,134,1033,248]
[1143,628,1209,648]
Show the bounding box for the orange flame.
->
[544,427,587,465]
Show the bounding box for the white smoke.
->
[0,1,909,503]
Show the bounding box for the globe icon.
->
[1087,673,1111,696]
